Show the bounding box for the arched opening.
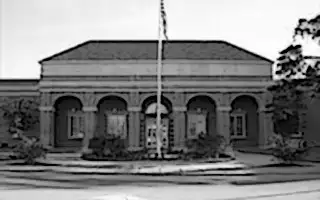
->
[186,95,217,139]
[54,96,83,148]
[96,96,128,140]
[230,95,259,147]
[140,96,173,151]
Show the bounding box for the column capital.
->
[128,107,141,112]
[173,106,187,112]
[216,106,232,112]
[82,106,98,112]
[39,106,55,112]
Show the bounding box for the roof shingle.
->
[40,40,273,63]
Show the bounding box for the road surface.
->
[0,175,319,200]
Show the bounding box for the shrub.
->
[183,133,232,160]
[88,136,106,157]
[267,133,311,163]
[84,134,130,160]
[103,134,127,159]
[11,137,48,165]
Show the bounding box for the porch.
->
[39,92,273,152]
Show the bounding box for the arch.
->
[145,103,169,114]
[96,95,128,138]
[97,95,128,110]
[141,95,173,113]
[185,93,218,106]
[230,93,262,109]
[186,95,217,112]
[140,95,173,150]
[231,95,259,110]
[52,93,84,108]
[186,95,217,137]
[54,95,83,110]
[230,95,259,147]
[139,93,174,109]
[54,95,83,148]
[95,93,129,107]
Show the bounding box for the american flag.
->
[160,0,168,40]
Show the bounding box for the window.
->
[187,109,207,139]
[230,109,247,139]
[145,103,168,114]
[67,111,85,139]
[105,111,127,139]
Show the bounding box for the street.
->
[0,172,319,200]
[0,180,319,200]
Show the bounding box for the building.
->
[0,40,275,152]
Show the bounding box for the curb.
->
[0,167,254,176]
[231,177,320,185]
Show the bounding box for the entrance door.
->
[145,117,169,150]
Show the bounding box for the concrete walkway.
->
[0,160,251,175]
[0,151,319,176]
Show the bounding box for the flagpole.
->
[156,0,163,159]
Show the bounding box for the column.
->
[39,106,55,147]
[173,106,187,151]
[128,106,141,151]
[216,106,231,143]
[259,107,274,148]
[82,106,97,152]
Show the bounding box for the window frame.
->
[230,109,247,139]
[67,110,85,140]
[187,109,208,139]
[104,110,128,139]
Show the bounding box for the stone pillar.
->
[82,106,97,152]
[173,106,187,151]
[39,106,55,147]
[216,106,232,143]
[128,106,141,151]
[259,107,274,148]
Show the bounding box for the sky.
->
[0,0,319,79]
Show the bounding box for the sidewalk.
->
[1,151,319,176]
[0,159,251,175]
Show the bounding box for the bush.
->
[183,133,232,160]
[84,134,130,160]
[267,133,311,163]
[11,137,48,165]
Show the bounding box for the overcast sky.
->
[0,0,319,78]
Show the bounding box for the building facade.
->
[0,40,275,152]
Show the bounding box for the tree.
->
[0,97,39,141]
[0,97,46,164]
[266,14,319,163]
[267,80,304,136]
[275,14,320,88]
[268,13,320,134]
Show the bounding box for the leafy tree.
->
[0,97,46,164]
[268,14,320,135]
[266,14,319,163]
[0,97,39,141]
[267,79,304,135]
[275,14,320,86]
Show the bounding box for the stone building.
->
[0,40,275,152]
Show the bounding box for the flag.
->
[160,0,168,41]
